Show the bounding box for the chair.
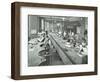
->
[38,47,51,66]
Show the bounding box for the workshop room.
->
[28,15,88,66]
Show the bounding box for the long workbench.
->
[49,33,87,65]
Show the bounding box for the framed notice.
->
[11,2,98,80]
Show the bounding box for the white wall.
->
[0,0,100,82]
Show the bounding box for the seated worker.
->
[39,31,50,51]
[79,38,87,55]
[38,32,45,42]
[44,31,50,51]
